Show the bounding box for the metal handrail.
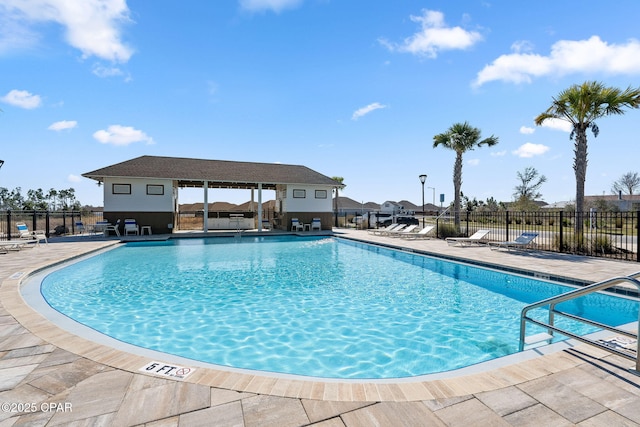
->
[519,272,640,372]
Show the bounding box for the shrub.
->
[437,223,458,239]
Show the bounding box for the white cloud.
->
[93,125,154,146]
[512,142,550,158]
[491,150,507,157]
[467,158,480,166]
[48,120,77,131]
[380,9,483,58]
[0,0,133,62]
[67,174,81,183]
[92,64,124,78]
[352,102,386,120]
[474,36,640,86]
[1,89,42,109]
[538,117,573,132]
[519,126,535,134]
[239,0,302,13]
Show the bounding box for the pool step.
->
[524,333,553,348]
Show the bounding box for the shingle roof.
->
[83,155,342,189]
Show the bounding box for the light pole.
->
[419,174,427,228]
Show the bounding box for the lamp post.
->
[419,174,427,228]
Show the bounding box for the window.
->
[315,190,327,199]
[112,184,131,195]
[292,189,306,198]
[147,184,164,195]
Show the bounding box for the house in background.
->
[83,155,343,233]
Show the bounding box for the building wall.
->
[278,185,333,213]
[103,178,174,212]
[102,178,176,234]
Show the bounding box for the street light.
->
[419,174,427,228]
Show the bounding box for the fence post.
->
[637,211,639,263]
[45,211,50,237]
[6,210,11,240]
[505,210,509,241]
[559,211,564,253]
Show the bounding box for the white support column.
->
[203,181,208,232]
[257,183,263,232]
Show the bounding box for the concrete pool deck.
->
[0,230,638,426]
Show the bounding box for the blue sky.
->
[2,0,640,208]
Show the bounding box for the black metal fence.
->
[0,210,104,240]
[334,209,639,262]
[448,210,638,262]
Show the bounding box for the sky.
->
[2,0,640,208]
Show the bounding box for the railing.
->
[0,210,103,240]
[447,210,639,261]
[519,272,640,372]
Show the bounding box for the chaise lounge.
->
[446,229,491,246]
[488,232,538,251]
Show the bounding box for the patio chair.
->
[311,218,321,231]
[488,232,538,251]
[387,224,418,237]
[75,221,86,235]
[124,219,139,236]
[367,223,399,235]
[291,218,303,232]
[104,219,121,237]
[261,219,271,230]
[446,229,491,247]
[16,222,48,245]
[401,225,435,239]
[0,241,30,253]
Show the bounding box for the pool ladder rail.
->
[519,271,640,375]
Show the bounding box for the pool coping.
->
[1,235,635,402]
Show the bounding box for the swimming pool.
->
[38,236,638,379]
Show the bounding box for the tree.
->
[611,171,640,196]
[513,166,546,201]
[331,176,344,227]
[433,122,498,229]
[535,81,640,233]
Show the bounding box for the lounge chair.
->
[124,219,139,235]
[446,229,491,247]
[0,241,30,253]
[401,225,435,239]
[387,224,418,237]
[261,219,271,230]
[367,223,399,235]
[16,222,48,245]
[291,218,303,232]
[488,232,538,251]
[104,219,121,237]
[311,218,321,231]
[75,221,86,235]
[377,224,407,236]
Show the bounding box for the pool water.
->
[40,236,638,379]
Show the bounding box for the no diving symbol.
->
[175,367,191,377]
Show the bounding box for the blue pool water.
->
[40,236,638,379]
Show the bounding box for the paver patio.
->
[0,229,638,426]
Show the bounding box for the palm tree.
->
[535,81,640,233]
[433,122,498,230]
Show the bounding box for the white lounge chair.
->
[400,225,435,239]
[124,219,139,235]
[291,218,303,231]
[104,219,121,237]
[378,224,407,236]
[16,222,48,245]
[489,232,538,251]
[446,229,491,246]
[387,224,418,237]
[311,218,321,231]
[367,223,398,235]
[75,221,86,235]
[261,219,271,230]
[0,241,30,253]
